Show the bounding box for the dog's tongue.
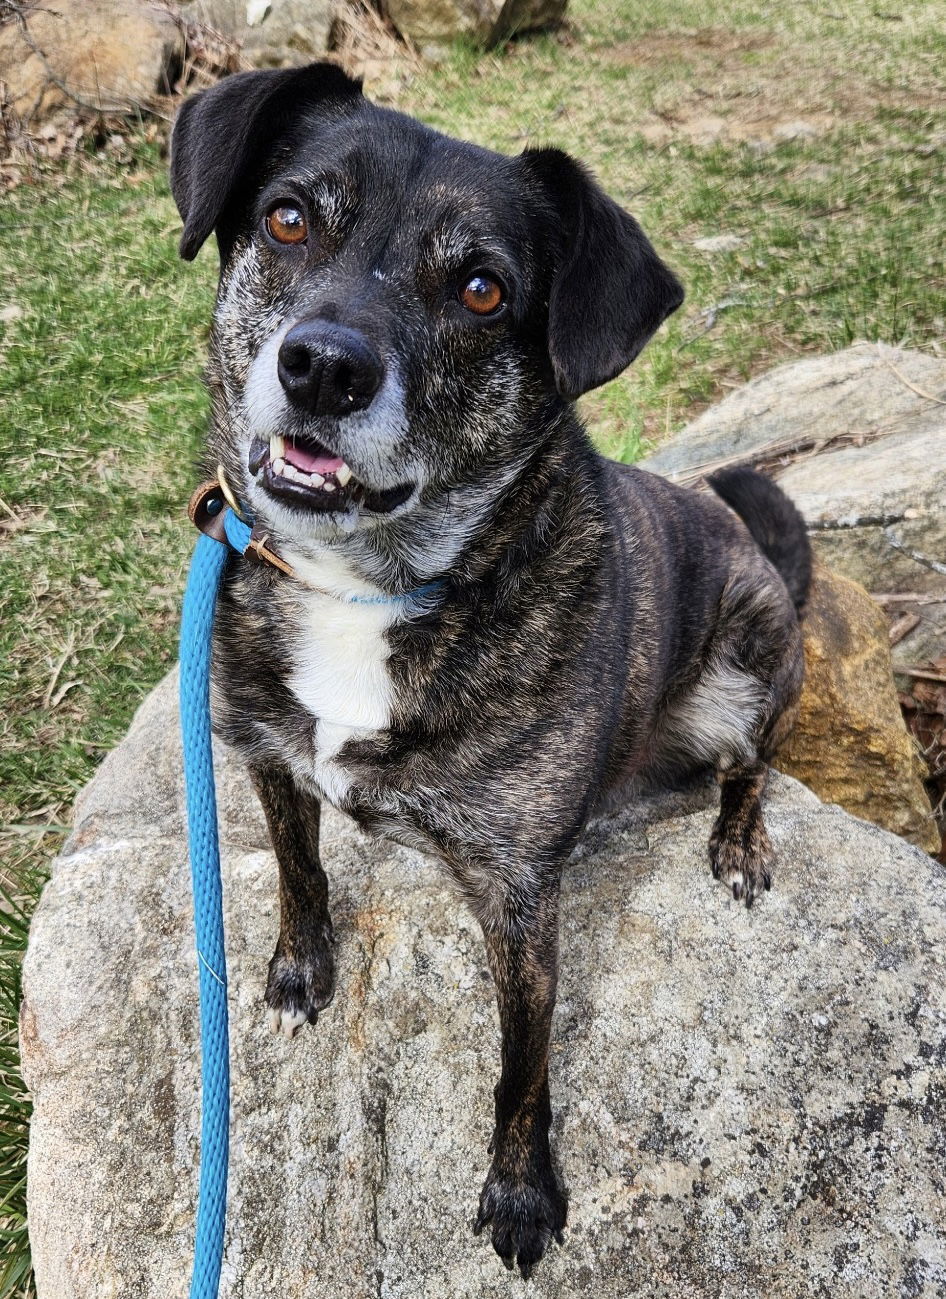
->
[285,440,344,476]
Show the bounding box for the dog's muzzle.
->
[246,316,414,517]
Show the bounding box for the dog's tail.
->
[708,466,812,614]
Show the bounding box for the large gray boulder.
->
[23,671,946,1296]
[642,343,946,676]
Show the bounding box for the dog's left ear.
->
[170,62,363,261]
[522,148,684,399]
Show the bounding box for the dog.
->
[170,62,811,1277]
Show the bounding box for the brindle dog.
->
[170,63,811,1277]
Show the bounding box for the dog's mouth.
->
[249,435,412,515]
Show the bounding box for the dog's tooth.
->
[310,472,325,487]
[337,463,352,487]
[322,480,336,493]
[270,434,285,462]
[283,464,300,481]
[272,456,286,475]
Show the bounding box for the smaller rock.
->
[773,565,939,854]
[692,234,747,253]
[0,0,184,119]
[794,162,836,182]
[179,0,334,67]
[383,0,566,52]
[773,119,819,141]
[888,594,946,684]
[683,113,728,142]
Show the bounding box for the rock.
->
[383,0,567,53]
[772,566,939,854]
[772,119,819,141]
[692,234,746,252]
[498,0,568,41]
[179,0,334,67]
[642,343,946,682]
[23,671,946,1296]
[887,594,946,686]
[0,0,184,119]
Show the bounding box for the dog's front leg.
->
[249,762,335,1038]
[473,880,567,1277]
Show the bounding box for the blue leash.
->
[178,483,444,1296]
[179,497,251,1299]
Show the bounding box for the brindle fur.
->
[170,65,811,1277]
[249,763,335,1029]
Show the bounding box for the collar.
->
[187,474,446,607]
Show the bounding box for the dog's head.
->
[171,64,683,562]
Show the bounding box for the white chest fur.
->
[284,550,399,806]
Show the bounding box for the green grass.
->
[0,152,214,1296]
[0,868,42,1299]
[0,0,944,1287]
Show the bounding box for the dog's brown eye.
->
[460,274,503,316]
[266,205,308,245]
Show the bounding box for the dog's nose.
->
[277,321,384,418]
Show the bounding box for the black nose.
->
[277,320,384,418]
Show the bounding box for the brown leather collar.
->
[187,478,295,578]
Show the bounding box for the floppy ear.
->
[522,148,684,399]
[170,62,363,261]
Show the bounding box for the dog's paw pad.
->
[709,825,774,908]
[265,943,335,1038]
[475,1165,567,1277]
[267,1005,311,1039]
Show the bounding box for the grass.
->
[0,0,943,1288]
[0,151,211,1296]
[0,870,41,1299]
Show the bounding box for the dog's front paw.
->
[265,931,335,1038]
[473,1161,566,1278]
[709,817,774,908]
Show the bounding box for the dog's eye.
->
[459,274,504,316]
[266,205,308,246]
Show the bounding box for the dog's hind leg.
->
[709,760,774,906]
[250,762,335,1037]
[708,652,803,908]
[472,879,568,1278]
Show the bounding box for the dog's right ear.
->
[521,148,684,399]
[170,63,363,261]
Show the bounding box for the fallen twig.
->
[901,667,946,684]
[888,611,921,646]
[41,629,75,709]
[883,528,946,578]
[871,591,946,606]
[664,426,891,487]
[882,356,946,407]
